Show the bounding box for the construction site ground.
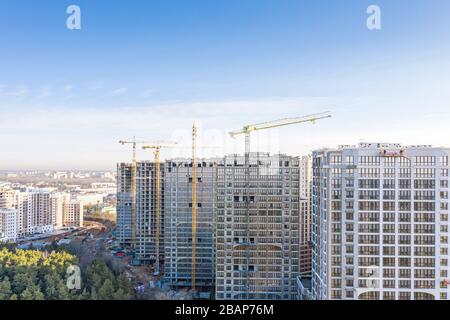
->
[70,218,193,300]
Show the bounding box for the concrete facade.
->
[163,158,218,289]
[215,153,300,300]
[311,143,450,300]
[117,161,164,265]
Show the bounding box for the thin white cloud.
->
[0,85,29,98]
[87,81,105,91]
[141,88,157,98]
[111,87,128,96]
[63,85,73,92]
[0,96,448,170]
[36,86,52,99]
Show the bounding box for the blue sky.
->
[0,0,449,169]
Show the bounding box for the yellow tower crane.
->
[229,111,332,297]
[142,141,178,275]
[189,124,219,292]
[119,137,155,251]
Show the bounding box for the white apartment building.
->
[299,155,313,277]
[50,193,67,229]
[14,191,30,235]
[0,208,18,242]
[63,200,84,228]
[215,153,300,300]
[311,143,450,300]
[0,186,15,209]
[164,158,218,289]
[0,187,82,241]
[14,189,54,236]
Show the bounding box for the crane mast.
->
[142,142,178,275]
[119,137,154,251]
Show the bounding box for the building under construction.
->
[215,153,301,300]
[117,163,133,247]
[163,158,219,289]
[117,161,165,265]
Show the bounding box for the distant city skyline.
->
[1,0,449,169]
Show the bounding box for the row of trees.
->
[0,247,133,300]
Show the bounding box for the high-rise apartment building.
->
[0,186,83,241]
[215,153,300,300]
[50,193,67,229]
[299,155,313,277]
[311,143,450,300]
[14,189,53,236]
[164,158,218,289]
[117,163,133,247]
[0,208,17,242]
[117,161,164,265]
[63,200,84,228]
[0,186,15,209]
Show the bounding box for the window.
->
[360,179,380,189]
[415,168,435,178]
[415,156,435,166]
[345,156,354,165]
[399,292,411,300]
[330,155,342,165]
[398,157,411,167]
[383,179,395,189]
[360,168,380,178]
[399,168,411,177]
[384,168,395,177]
[384,157,395,167]
[359,156,380,165]
[383,292,395,300]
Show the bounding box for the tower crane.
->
[188,123,220,291]
[228,111,332,298]
[118,137,155,251]
[229,111,332,153]
[142,141,178,275]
